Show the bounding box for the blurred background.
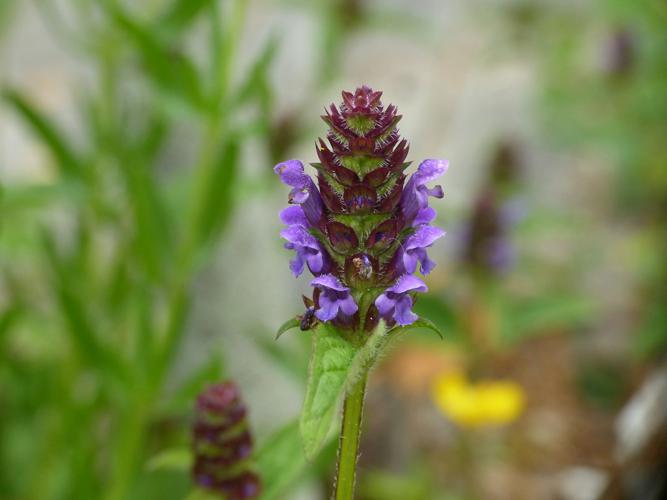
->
[1,0,666,499]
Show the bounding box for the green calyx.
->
[345,115,376,135]
[332,213,392,244]
[339,154,385,176]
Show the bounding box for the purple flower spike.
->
[401,159,448,224]
[274,87,449,330]
[281,225,327,276]
[402,225,446,275]
[311,274,358,321]
[375,274,428,326]
[274,159,324,227]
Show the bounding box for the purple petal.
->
[402,249,419,274]
[274,160,308,189]
[393,295,418,325]
[280,206,308,226]
[289,188,310,204]
[310,274,349,293]
[414,159,448,186]
[280,225,318,250]
[315,294,339,321]
[289,248,306,276]
[400,159,448,224]
[405,225,446,251]
[306,251,324,274]
[274,159,324,226]
[413,207,436,226]
[375,293,395,316]
[416,248,437,274]
[339,295,359,316]
[388,274,428,295]
[420,185,444,201]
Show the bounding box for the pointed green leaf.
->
[195,138,240,247]
[3,89,82,177]
[275,317,300,340]
[300,323,356,460]
[107,4,205,111]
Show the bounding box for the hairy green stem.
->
[334,373,367,500]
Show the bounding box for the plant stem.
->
[334,373,367,500]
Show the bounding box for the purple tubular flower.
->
[402,225,446,274]
[274,160,324,227]
[400,159,448,224]
[280,224,327,277]
[375,274,428,326]
[311,274,358,321]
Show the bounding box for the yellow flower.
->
[431,372,525,428]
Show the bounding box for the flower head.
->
[192,382,260,499]
[274,86,448,330]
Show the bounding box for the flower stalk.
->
[334,373,367,500]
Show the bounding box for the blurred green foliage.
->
[0,0,279,498]
[541,0,667,360]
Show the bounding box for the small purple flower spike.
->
[192,382,261,499]
[280,225,327,277]
[375,274,428,326]
[402,225,446,275]
[311,274,358,322]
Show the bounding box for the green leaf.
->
[41,230,129,385]
[388,317,444,340]
[195,138,240,247]
[147,448,191,472]
[275,317,300,340]
[233,35,278,110]
[300,323,356,461]
[108,4,205,112]
[256,420,306,500]
[3,89,82,177]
